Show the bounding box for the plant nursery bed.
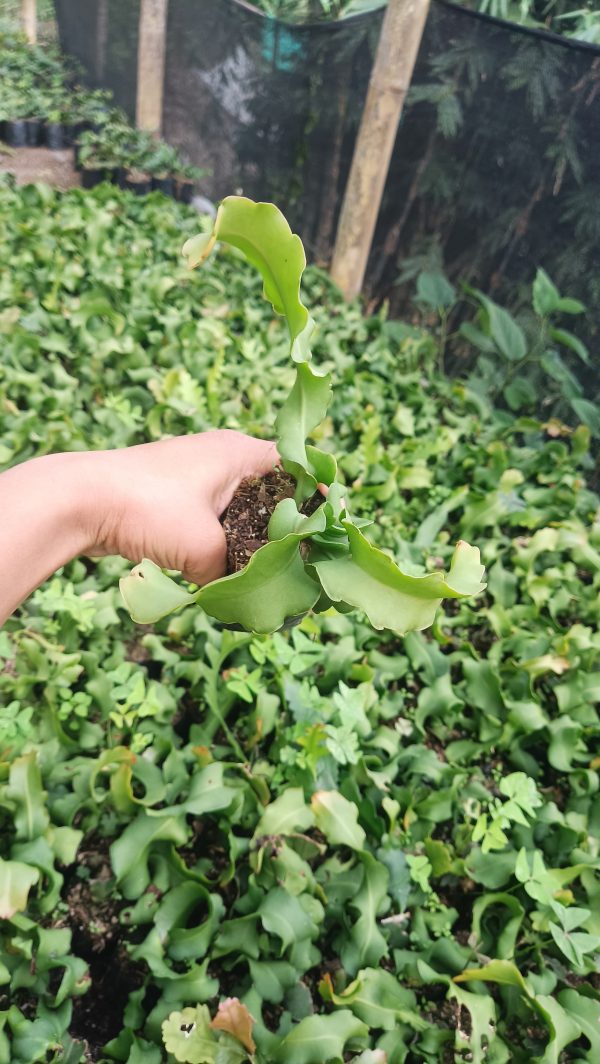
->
[0,181,599,1064]
[0,145,80,189]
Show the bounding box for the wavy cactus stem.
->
[120,197,485,634]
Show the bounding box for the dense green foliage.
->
[242,0,600,41]
[0,24,201,182]
[472,0,600,43]
[2,0,599,40]
[238,0,384,23]
[0,178,599,1063]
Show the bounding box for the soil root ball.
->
[221,469,322,574]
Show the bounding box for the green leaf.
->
[259,887,316,953]
[162,1005,217,1063]
[463,658,504,716]
[549,327,589,363]
[532,269,560,317]
[312,525,485,634]
[7,1001,73,1063]
[547,717,581,772]
[416,271,456,309]
[349,1054,387,1064]
[183,196,314,364]
[268,498,327,541]
[498,772,542,817]
[475,292,527,361]
[311,790,366,849]
[448,983,497,1064]
[414,486,469,547]
[557,989,600,1057]
[505,376,537,411]
[273,1011,368,1063]
[214,1035,248,1064]
[197,535,321,633]
[253,788,315,839]
[459,320,497,354]
[275,361,333,494]
[110,813,188,899]
[7,752,49,841]
[341,853,390,975]
[455,959,531,995]
[214,915,261,960]
[556,296,585,315]
[329,967,427,1031]
[47,825,83,865]
[532,995,581,1064]
[571,397,600,436]
[120,559,196,624]
[0,857,40,918]
[549,923,600,967]
[471,893,525,959]
[248,959,299,1003]
[183,764,240,818]
[10,835,64,915]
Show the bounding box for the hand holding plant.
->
[121,196,486,634]
[0,432,278,625]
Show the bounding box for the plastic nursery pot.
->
[3,120,28,148]
[123,170,152,195]
[24,119,43,146]
[151,174,175,197]
[45,122,73,150]
[72,120,92,142]
[175,178,195,204]
[81,166,118,189]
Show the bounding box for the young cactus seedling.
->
[120,197,485,634]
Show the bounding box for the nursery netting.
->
[372,0,600,367]
[54,0,141,118]
[55,0,600,365]
[161,0,382,263]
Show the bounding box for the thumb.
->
[233,436,281,480]
[208,432,281,515]
[181,510,228,587]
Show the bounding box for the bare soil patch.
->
[0,145,80,189]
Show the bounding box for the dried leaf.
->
[210,998,256,1054]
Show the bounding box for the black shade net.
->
[55,0,600,379]
[54,0,141,119]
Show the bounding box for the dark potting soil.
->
[59,837,147,1060]
[221,469,322,574]
[222,469,296,573]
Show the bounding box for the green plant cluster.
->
[0,23,203,185]
[243,0,385,23]
[0,177,599,1062]
[75,120,205,185]
[121,197,484,634]
[0,20,79,125]
[244,0,600,41]
[472,0,600,44]
[412,270,600,438]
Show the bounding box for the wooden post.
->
[136,0,169,135]
[330,0,431,300]
[21,0,37,44]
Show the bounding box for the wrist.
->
[24,451,100,558]
[0,451,106,623]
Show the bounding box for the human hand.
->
[87,430,280,585]
[0,431,279,623]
